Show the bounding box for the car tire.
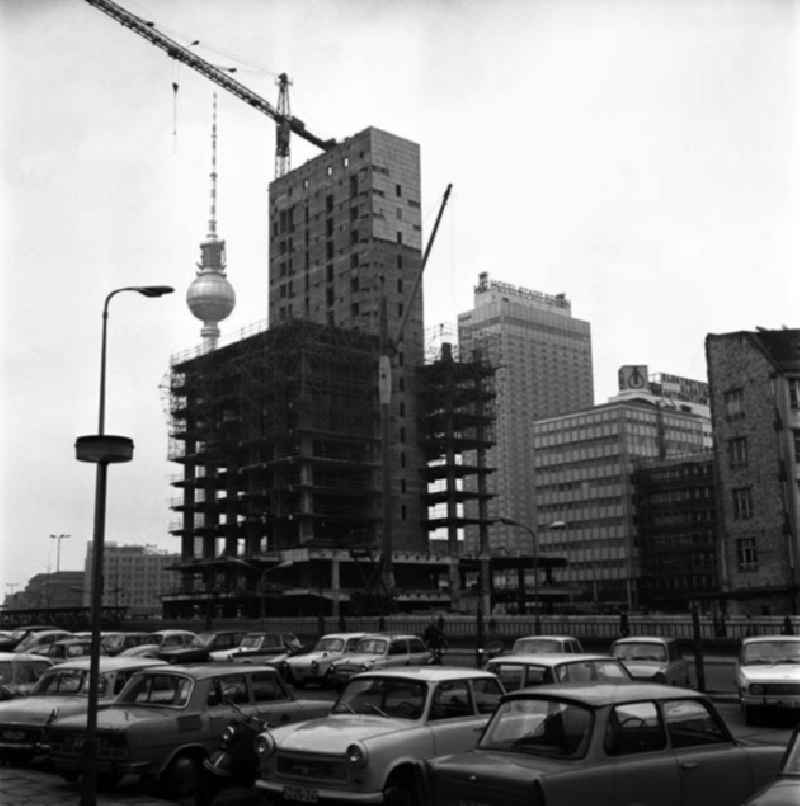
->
[161,752,201,799]
[383,783,418,806]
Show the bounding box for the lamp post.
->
[498,517,566,632]
[49,533,71,573]
[75,284,172,806]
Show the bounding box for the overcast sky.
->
[2,0,798,599]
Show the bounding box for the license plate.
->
[284,785,319,803]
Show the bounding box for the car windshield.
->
[612,642,667,662]
[480,698,593,759]
[117,672,192,707]
[512,638,563,654]
[0,660,47,685]
[254,634,282,649]
[355,638,388,655]
[315,638,344,652]
[331,676,427,719]
[32,668,111,697]
[489,663,548,691]
[742,640,800,665]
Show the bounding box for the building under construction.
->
[162,324,502,619]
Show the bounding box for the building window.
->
[350,253,359,269]
[303,178,309,190]
[351,302,359,317]
[792,380,800,410]
[343,156,349,168]
[397,254,403,269]
[396,184,402,197]
[736,537,758,571]
[326,241,334,260]
[732,487,753,520]
[397,303,403,317]
[401,504,407,520]
[400,452,406,469]
[396,231,402,244]
[396,208,402,220]
[326,218,334,237]
[794,429,800,463]
[350,276,359,292]
[399,401,405,417]
[326,264,334,283]
[350,205,358,221]
[728,437,748,468]
[400,426,406,443]
[350,176,358,196]
[724,388,744,419]
[400,478,406,493]
[326,165,333,177]
[351,230,359,245]
[326,194,334,213]
[397,278,403,293]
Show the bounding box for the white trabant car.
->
[610,636,690,686]
[330,634,431,685]
[255,667,504,804]
[285,633,366,688]
[510,635,584,655]
[486,653,632,691]
[737,635,800,724]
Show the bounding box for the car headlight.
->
[221,725,236,745]
[750,684,764,695]
[345,742,367,767]
[255,732,276,757]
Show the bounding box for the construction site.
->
[87,0,568,621]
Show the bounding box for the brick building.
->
[706,329,800,614]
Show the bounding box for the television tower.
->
[187,93,235,350]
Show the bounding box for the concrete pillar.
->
[331,558,341,619]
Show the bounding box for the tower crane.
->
[85,0,336,177]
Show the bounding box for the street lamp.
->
[49,533,71,573]
[498,517,566,631]
[75,284,172,806]
[224,557,293,629]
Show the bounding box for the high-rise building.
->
[632,451,718,611]
[82,543,179,618]
[458,272,594,553]
[533,399,708,607]
[706,329,800,614]
[267,127,425,550]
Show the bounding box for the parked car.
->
[0,626,55,652]
[285,633,366,687]
[426,683,785,806]
[486,653,632,691]
[509,635,584,655]
[737,635,800,725]
[743,722,800,805]
[158,630,249,665]
[13,630,73,656]
[118,629,197,659]
[211,632,303,663]
[0,656,166,763]
[329,634,432,686]
[47,638,94,664]
[0,653,53,700]
[102,632,156,656]
[255,667,505,804]
[610,636,691,686]
[46,663,332,798]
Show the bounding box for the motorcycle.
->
[195,702,269,806]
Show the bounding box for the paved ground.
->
[0,766,174,806]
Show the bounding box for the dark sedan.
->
[158,631,248,664]
[427,683,785,806]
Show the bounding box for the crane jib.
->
[85,0,336,153]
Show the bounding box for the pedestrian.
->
[424,618,448,663]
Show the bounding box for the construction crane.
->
[85,0,336,177]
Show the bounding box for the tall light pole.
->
[75,284,172,806]
[499,517,566,632]
[49,533,71,573]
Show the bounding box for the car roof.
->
[148,663,282,678]
[357,667,497,683]
[612,636,674,644]
[505,682,701,706]
[320,633,367,640]
[356,633,421,641]
[742,635,800,643]
[0,652,51,662]
[53,637,92,645]
[51,657,168,671]
[489,653,618,666]
[151,629,195,636]
[514,635,580,642]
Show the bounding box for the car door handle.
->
[680,761,699,770]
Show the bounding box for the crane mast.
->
[85,0,336,175]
